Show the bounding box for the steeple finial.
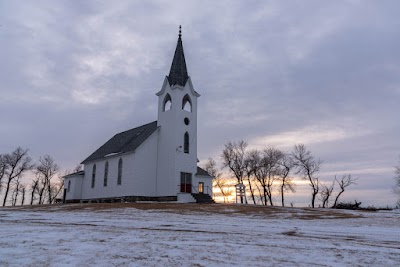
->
[167,26,189,87]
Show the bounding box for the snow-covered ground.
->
[0,203,399,266]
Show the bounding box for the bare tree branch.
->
[221,141,247,203]
[203,158,231,203]
[292,144,322,208]
[35,155,60,204]
[244,150,260,205]
[320,181,335,208]
[0,154,7,191]
[2,147,33,206]
[332,174,358,208]
[277,153,296,207]
[393,156,400,207]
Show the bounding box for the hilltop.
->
[0,203,399,266]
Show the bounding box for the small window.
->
[67,180,71,192]
[91,164,96,188]
[184,132,189,153]
[117,158,123,185]
[163,94,172,111]
[182,94,192,112]
[184,117,189,125]
[104,161,108,187]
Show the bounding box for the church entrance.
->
[198,182,204,194]
[180,172,192,193]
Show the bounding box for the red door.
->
[180,172,192,193]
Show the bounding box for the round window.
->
[184,117,190,125]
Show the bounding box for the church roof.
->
[64,170,84,178]
[81,121,159,164]
[196,167,212,177]
[167,26,189,87]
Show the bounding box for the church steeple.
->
[167,26,189,87]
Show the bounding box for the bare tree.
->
[394,156,400,207]
[20,184,26,206]
[252,148,282,206]
[49,175,64,204]
[36,155,60,204]
[30,178,39,205]
[262,148,284,206]
[214,178,232,203]
[2,147,33,206]
[277,153,296,207]
[221,141,247,203]
[11,177,21,206]
[332,174,358,208]
[0,154,7,191]
[73,164,83,173]
[204,158,230,203]
[37,174,47,205]
[292,144,322,208]
[320,181,335,208]
[244,150,259,205]
[249,150,267,205]
[203,158,219,180]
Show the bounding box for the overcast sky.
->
[1,1,399,206]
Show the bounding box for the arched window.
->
[67,180,71,192]
[182,94,192,112]
[184,132,189,153]
[117,158,123,185]
[104,161,108,187]
[91,164,96,188]
[163,94,172,111]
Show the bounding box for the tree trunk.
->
[267,190,273,206]
[255,184,263,205]
[2,179,13,206]
[12,183,19,206]
[246,176,256,205]
[47,181,52,204]
[38,187,45,205]
[311,190,317,208]
[263,186,268,206]
[281,184,285,207]
[333,190,344,208]
[30,190,35,205]
[21,188,26,206]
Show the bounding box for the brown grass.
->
[1,202,363,220]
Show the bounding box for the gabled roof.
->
[63,170,84,178]
[167,26,189,87]
[196,166,213,177]
[81,121,158,164]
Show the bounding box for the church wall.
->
[65,175,83,201]
[126,130,158,196]
[80,131,159,200]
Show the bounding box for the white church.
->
[64,28,214,204]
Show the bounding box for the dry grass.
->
[1,202,363,220]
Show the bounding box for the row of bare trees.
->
[0,147,65,206]
[394,156,400,207]
[206,140,357,208]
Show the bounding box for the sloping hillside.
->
[0,203,399,266]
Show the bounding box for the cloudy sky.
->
[1,0,399,206]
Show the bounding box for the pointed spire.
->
[167,25,189,87]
